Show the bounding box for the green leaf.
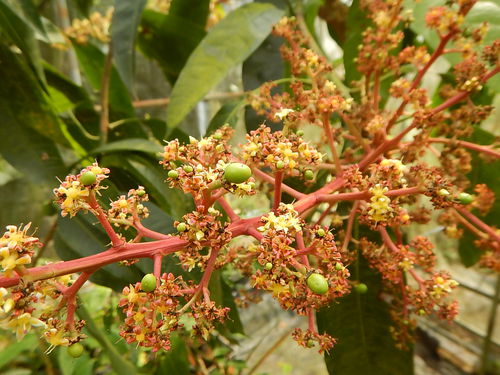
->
[242,32,284,132]
[138,10,206,83]
[317,255,414,375]
[72,42,135,119]
[209,270,244,335]
[0,42,66,185]
[90,138,163,156]
[0,0,45,83]
[57,345,95,375]
[343,0,369,85]
[205,100,243,136]
[156,334,190,375]
[169,0,210,27]
[166,3,284,128]
[77,303,138,375]
[458,128,500,266]
[111,0,147,92]
[20,0,47,37]
[0,334,38,370]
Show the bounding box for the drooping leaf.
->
[111,0,147,92]
[0,0,45,83]
[138,10,206,83]
[166,3,284,129]
[317,255,414,375]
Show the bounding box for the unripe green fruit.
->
[304,170,314,180]
[265,262,273,270]
[67,343,84,358]
[296,130,304,137]
[177,223,187,232]
[355,283,368,294]
[183,165,193,173]
[335,262,343,271]
[168,170,179,179]
[213,132,223,140]
[317,228,326,237]
[307,273,329,295]
[137,190,146,197]
[306,339,315,348]
[79,171,97,186]
[141,273,157,292]
[276,161,285,170]
[224,163,252,184]
[458,192,474,205]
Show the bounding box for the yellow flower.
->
[5,312,46,340]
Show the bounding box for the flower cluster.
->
[64,8,113,44]
[292,328,336,353]
[54,163,110,217]
[242,125,323,175]
[119,273,185,352]
[108,186,150,227]
[0,224,40,277]
[0,275,86,349]
[175,208,232,271]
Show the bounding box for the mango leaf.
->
[209,270,244,336]
[111,0,147,92]
[0,0,45,83]
[90,138,163,156]
[343,0,369,85]
[72,42,135,120]
[205,100,243,136]
[138,10,206,83]
[77,303,138,375]
[156,334,190,375]
[166,3,284,129]
[57,346,95,375]
[0,42,66,185]
[458,128,500,266]
[0,334,38,370]
[20,0,47,37]
[242,31,284,132]
[169,0,210,27]
[317,255,414,375]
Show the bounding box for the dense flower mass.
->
[0,0,498,364]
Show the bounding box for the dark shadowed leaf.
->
[205,100,243,136]
[343,0,369,85]
[111,0,147,92]
[166,3,284,128]
[169,0,210,27]
[317,255,414,375]
[138,10,206,83]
